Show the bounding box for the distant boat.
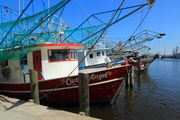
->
[173,46,180,59]
[78,47,126,69]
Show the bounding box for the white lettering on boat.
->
[89,72,108,81]
[66,77,78,86]
[64,71,112,86]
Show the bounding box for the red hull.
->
[0,65,130,105]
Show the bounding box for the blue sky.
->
[1,0,180,54]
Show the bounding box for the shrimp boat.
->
[0,42,130,105]
[173,46,180,59]
[0,0,154,105]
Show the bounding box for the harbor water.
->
[62,58,180,120]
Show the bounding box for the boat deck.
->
[80,64,130,74]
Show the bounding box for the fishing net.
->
[0,0,69,64]
[62,24,105,48]
[0,0,105,64]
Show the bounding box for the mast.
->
[18,0,21,16]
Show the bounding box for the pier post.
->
[125,70,130,88]
[78,73,90,116]
[130,65,135,88]
[29,69,40,104]
[126,65,134,88]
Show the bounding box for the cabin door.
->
[33,50,42,80]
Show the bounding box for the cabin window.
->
[20,55,28,65]
[97,52,101,56]
[49,50,68,62]
[70,50,77,60]
[89,54,93,59]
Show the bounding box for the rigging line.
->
[2,15,59,62]
[117,7,152,52]
[130,8,151,38]
[140,0,143,32]
[52,8,66,39]
[75,0,89,17]
[111,0,125,19]
[10,0,71,47]
[48,8,65,41]
[32,0,35,24]
[41,0,47,10]
[92,15,106,24]
[115,10,123,21]
[92,4,147,16]
[104,8,150,59]
[41,0,49,30]
[74,0,103,43]
[0,4,19,12]
[91,0,125,46]
[10,0,66,41]
[0,0,67,37]
[0,7,2,23]
[63,3,147,42]
[0,11,39,46]
[74,0,93,27]
[114,0,126,21]
[0,0,34,45]
[0,0,69,61]
[9,10,19,17]
[39,0,131,99]
[10,4,55,39]
[0,11,22,43]
[79,5,146,43]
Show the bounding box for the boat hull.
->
[174,53,180,59]
[0,65,130,105]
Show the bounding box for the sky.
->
[0,0,180,55]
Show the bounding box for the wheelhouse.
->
[0,43,83,83]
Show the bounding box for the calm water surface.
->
[62,59,180,120]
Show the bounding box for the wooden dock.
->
[0,95,100,120]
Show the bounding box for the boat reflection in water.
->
[76,59,180,120]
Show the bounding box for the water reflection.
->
[112,59,180,120]
[124,88,136,112]
[57,59,180,120]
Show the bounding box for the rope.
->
[39,0,142,100]
[0,0,70,64]
[73,0,104,45]
[63,3,147,43]
[110,7,152,60]
[0,0,34,45]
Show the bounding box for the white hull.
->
[174,53,180,59]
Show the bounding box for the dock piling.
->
[130,66,135,88]
[126,65,135,88]
[78,73,90,116]
[29,69,40,104]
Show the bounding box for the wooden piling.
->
[29,69,40,104]
[130,65,135,88]
[125,70,130,88]
[126,65,135,88]
[78,73,90,116]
